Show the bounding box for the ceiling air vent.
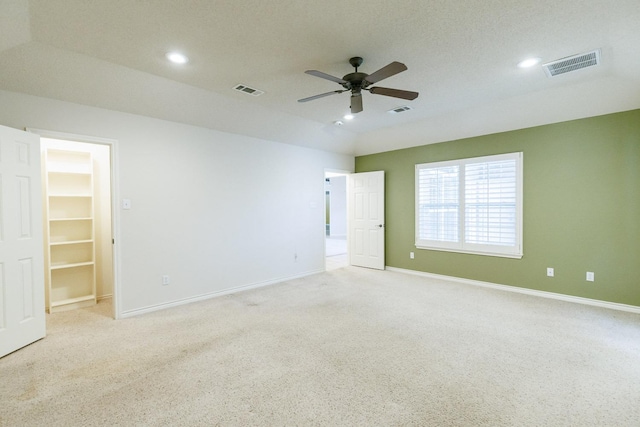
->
[233,84,264,96]
[542,49,601,77]
[388,105,413,114]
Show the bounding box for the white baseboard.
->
[119,269,324,318]
[386,267,640,315]
[97,294,112,302]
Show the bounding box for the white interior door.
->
[0,125,45,358]
[348,171,385,270]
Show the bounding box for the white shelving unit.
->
[43,149,97,313]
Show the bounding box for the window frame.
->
[415,152,523,259]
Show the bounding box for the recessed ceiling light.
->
[517,57,541,68]
[166,51,189,64]
[343,114,354,120]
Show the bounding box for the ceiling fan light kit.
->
[298,57,419,114]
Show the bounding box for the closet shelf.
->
[48,169,92,175]
[44,147,97,313]
[48,193,93,198]
[50,295,96,311]
[52,294,95,306]
[50,239,93,246]
[50,261,94,270]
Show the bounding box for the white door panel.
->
[348,171,385,270]
[0,125,45,358]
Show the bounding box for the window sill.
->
[415,244,523,259]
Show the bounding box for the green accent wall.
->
[355,109,640,306]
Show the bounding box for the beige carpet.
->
[1,267,640,426]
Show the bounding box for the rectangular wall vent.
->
[542,49,601,77]
[388,105,413,114]
[233,84,265,96]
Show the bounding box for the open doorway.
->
[37,132,115,319]
[325,171,348,270]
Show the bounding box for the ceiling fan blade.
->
[298,90,345,103]
[305,70,348,85]
[369,86,419,100]
[351,94,363,114]
[363,61,407,85]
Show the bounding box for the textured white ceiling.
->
[1,0,639,155]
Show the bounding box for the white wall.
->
[0,90,354,316]
[329,176,347,237]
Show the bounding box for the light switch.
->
[122,199,131,210]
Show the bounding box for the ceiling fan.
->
[298,57,419,114]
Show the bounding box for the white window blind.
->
[415,152,523,258]
[417,165,459,242]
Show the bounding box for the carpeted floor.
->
[1,267,639,426]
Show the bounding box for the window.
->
[415,152,523,258]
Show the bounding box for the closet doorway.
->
[38,132,115,319]
[325,170,348,271]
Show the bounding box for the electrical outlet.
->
[586,272,595,282]
[162,275,170,285]
[547,267,554,277]
[410,252,415,259]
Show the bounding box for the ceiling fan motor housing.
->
[342,72,368,92]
